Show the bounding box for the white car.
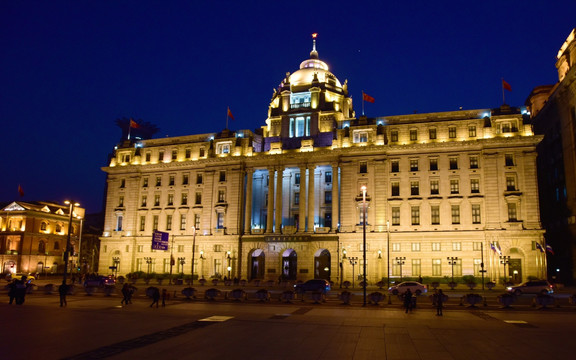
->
[388,281,427,295]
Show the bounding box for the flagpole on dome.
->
[362,91,365,116]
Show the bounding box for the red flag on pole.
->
[502,79,512,91]
[362,92,375,103]
[227,107,235,121]
[18,185,24,197]
[130,119,140,128]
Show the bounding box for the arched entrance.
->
[314,249,331,280]
[249,249,265,280]
[509,248,524,283]
[282,249,297,280]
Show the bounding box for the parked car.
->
[294,279,331,294]
[506,280,554,295]
[6,273,35,284]
[84,275,115,287]
[388,281,427,295]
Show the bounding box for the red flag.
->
[502,79,512,91]
[18,185,24,197]
[227,108,235,121]
[130,119,140,128]
[363,92,375,103]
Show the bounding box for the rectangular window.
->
[449,126,457,139]
[158,150,165,162]
[412,243,421,252]
[359,162,367,173]
[472,204,481,224]
[470,156,479,169]
[177,245,184,253]
[449,157,458,170]
[118,196,124,207]
[116,215,123,231]
[185,149,191,159]
[412,259,421,277]
[196,173,203,184]
[473,242,482,251]
[145,153,151,162]
[182,174,189,185]
[430,180,439,195]
[194,214,200,229]
[452,242,461,251]
[163,259,170,273]
[154,194,160,207]
[156,176,162,186]
[450,179,459,194]
[324,191,332,204]
[136,258,142,272]
[181,193,188,205]
[391,182,400,197]
[120,179,125,188]
[508,203,517,221]
[473,259,482,276]
[199,148,205,157]
[429,128,437,140]
[410,159,419,171]
[411,206,420,225]
[325,171,332,183]
[171,150,177,160]
[392,207,400,225]
[506,176,517,191]
[431,206,440,225]
[180,214,186,231]
[166,215,172,231]
[391,160,399,173]
[167,194,174,206]
[217,213,225,229]
[143,178,148,188]
[153,215,159,231]
[432,242,441,251]
[195,192,202,205]
[469,126,477,137]
[295,173,301,185]
[470,179,480,193]
[390,130,398,142]
[454,260,462,277]
[219,171,226,182]
[410,181,419,196]
[137,245,143,253]
[140,216,146,232]
[410,129,418,141]
[359,203,368,225]
[432,259,442,276]
[505,154,515,166]
[429,158,438,171]
[354,131,369,143]
[294,192,300,205]
[392,243,401,252]
[451,205,460,224]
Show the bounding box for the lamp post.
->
[395,257,406,282]
[361,185,367,307]
[190,226,197,285]
[447,257,459,283]
[479,242,486,290]
[144,257,153,275]
[178,257,186,274]
[387,220,391,304]
[199,250,205,279]
[349,257,358,288]
[340,248,347,288]
[112,257,120,278]
[226,251,232,280]
[62,200,79,286]
[500,255,511,283]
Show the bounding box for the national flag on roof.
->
[227,107,235,121]
[130,119,140,128]
[502,79,512,91]
[546,244,555,255]
[362,92,375,103]
[535,242,545,253]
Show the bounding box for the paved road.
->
[2,283,576,360]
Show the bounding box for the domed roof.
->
[286,35,342,88]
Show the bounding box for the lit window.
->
[432,242,441,251]
[391,182,400,197]
[180,214,186,230]
[451,205,460,224]
[140,216,146,232]
[431,206,440,225]
[508,203,517,221]
[432,259,442,276]
[470,156,478,169]
[217,213,224,229]
[452,242,461,251]
[449,127,457,138]
[324,191,332,204]
[412,243,420,252]
[390,130,398,142]
[472,204,481,224]
[410,159,419,171]
[506,176,517,191]
[470,179,480,193]
[166,215,172,231]
[353,131,369,143]
[430,180,439,195]
[411,181,419,196]
[167,194,174,206]
[411,207,420,225]
[410,129,418,141]
[449,157,458,170]
[392,207,400,225]
[392,243,401,252]
[469,126,477,137]
[429,128,437,140]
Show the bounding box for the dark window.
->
[325,171,332,183]
[449,157,458,170]
[391,182,400,197]
[325,191,332,204]
[219,171,226,182]
[429,128,437,140]
[429,158,438,171]
[391,160,399,173]
[359,162,367,173]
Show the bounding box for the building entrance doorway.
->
[509,258,522,283]
[314,249,331,280]
[282,249,297,280]
[250,249,265,280]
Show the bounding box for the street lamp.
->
[178,257,186,274]
[144,257,153,275]
[361,185,367,307]
[447,257,459,283]
[395,257,406,282]
[500,255,511,283]
[62,200,79,286]
[190,226,197,285]
[340,248,347,288]
[112,257,120,278]
[227,251,232,280]
[387,220,391,304]
[349,257,358,288]
[199,250,205,279]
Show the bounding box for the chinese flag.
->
[363,92,375,103]
[18,185,24,197]
[227,107,235,121]
[130,119,140,128]
[502,79,512,91]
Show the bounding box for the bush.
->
[462,275,476,284]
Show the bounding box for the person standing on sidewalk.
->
[404,289,413,313]
[161,288,168,307]
[59,281,69,307]
[436,289,444,316]
[150,287,160,308]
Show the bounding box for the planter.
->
[534,294,555,308]
[240,279,247,287]
[448,281,457,290]
[569,294,576,306]
[464,293,483,307]
[310,291,325,304]
[430,282,440,290]
[228,289,246,301]
[204,288,221,301]
[253,279,261,287]
[369,291,385,305]
[280,290,295,303]
[497,293,516,308]
[199,279,207,286]
[266,280,275,287]
[486,282,496,290]
[212,279,219,286]
[466,283,477,291]
[339,291,352,305]
[156,278,164,285]
[342,281,351,289]
[181,287,197,300]
[255,289,271,302]
[376,281,385,289]
[117,276,125,284]
[145,286,159,298]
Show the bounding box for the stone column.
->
[298,165,307,233]
[331,163,339,232]
[307,165,316,233]
[266,167,275,233]
[275,166,283,234]
[244,168,254,234]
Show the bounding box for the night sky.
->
[2,1,575,214]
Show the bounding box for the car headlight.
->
[506,287,512,290]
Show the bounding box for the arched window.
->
[54,241,60,250]
[38,240,46,254]
[55,224,62,233]
[40,222,47,231]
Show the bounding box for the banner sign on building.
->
[152,231,169,251]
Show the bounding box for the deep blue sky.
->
[2,1,575,214]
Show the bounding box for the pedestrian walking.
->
[403,289,413,313]
[121,283,131,305]
[436,289,444,316]
[150,287,160,308]
[7,280,16,304]
[161,288,167,307]
[15,279,27,305]
[59,281,69,307]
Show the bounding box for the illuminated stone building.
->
[0,201,84,275]
[527,28,576,283]
[100,38,545,284]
